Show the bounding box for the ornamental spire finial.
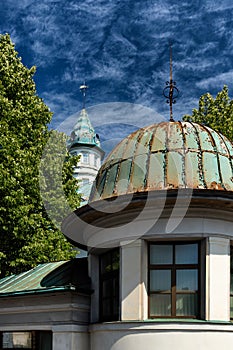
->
[163,43,179,121]
[80,82,88,109]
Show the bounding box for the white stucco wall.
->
[53,325,89,350]
[72,146,103,185]
[90,322,233,350]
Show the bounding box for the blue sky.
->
[1,0,233,153]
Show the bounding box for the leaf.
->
[0,34,81,277]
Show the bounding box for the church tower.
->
[67,84,105,203]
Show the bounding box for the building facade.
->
[63,121,233,350]
[1,120,233,349]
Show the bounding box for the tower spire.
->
[80,82,88,109]
[163,43,179,121]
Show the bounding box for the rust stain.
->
[210,181,225,190]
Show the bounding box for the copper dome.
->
[90,121,233,201]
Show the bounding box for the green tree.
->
[0,34,80,277]
[183,85,233,141]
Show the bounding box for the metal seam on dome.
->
[178,121,187,188]
[107,135,130,162]
[126,128,146,193]
[189,121,207,189]
[92,168,106,200]
[215,131,233,183]
[144,124,158,190]
[99,133,135,198]
[164,122,170,188]
[112,133,136,196]
[202,125,226,190]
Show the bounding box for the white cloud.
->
[204,0,233,12]
[196,71,233,89]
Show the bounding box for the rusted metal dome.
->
[90,121,233,201]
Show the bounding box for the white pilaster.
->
[206,236,230,321]
[121,240,147,321]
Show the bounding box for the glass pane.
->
[102,299,111,317]
[112,251,120,271]
[176,269,198,291]
[150,270,171,292]
[230,278,233,294]
[150,245,173,264]
[230,296,233,319]
[38,332,52,350]
[101,252,112,273]
[175,244,198,264]
[82,153,89,163]
[3,332,32,348]
[102,279,112,297]
[113,297,119,316]
[112,277,119,297]
[230,246,233,293]
[176,294,198,316]
[150,294,171,316]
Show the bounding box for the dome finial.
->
[163,43,179,122]
[80,82,88,109]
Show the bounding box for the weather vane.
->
[80,82,88,109]
[163,44,179,121]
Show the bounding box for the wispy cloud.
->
[1,0,233,150]
[196,71,233,90]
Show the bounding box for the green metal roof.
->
[0,259,91,297]
[90,121,233,201]
[68,108,101,148]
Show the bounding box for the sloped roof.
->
[0,259,91,297]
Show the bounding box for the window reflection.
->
[2,332,32,348]
[150,245,172,265]
[150,270,171,291]
[176,269,198,291]
[175,244,198,264]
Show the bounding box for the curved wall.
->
[90,322,233,350]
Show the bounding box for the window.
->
[230,245,233,320]
[82,178,89,186]
[0,331,52,350]
[94,155,99,167]
[149,242,200,318]
[1,332,32,349]
[82,153,89,164]
[99,249,120,321]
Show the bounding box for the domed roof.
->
[90,121,233,201]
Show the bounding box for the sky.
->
[1,0,233,154]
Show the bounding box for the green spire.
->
[68,109,101,147]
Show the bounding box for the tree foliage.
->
[0,34,80,277]
[183,85,233,141]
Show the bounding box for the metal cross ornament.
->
[163,44,179,121]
